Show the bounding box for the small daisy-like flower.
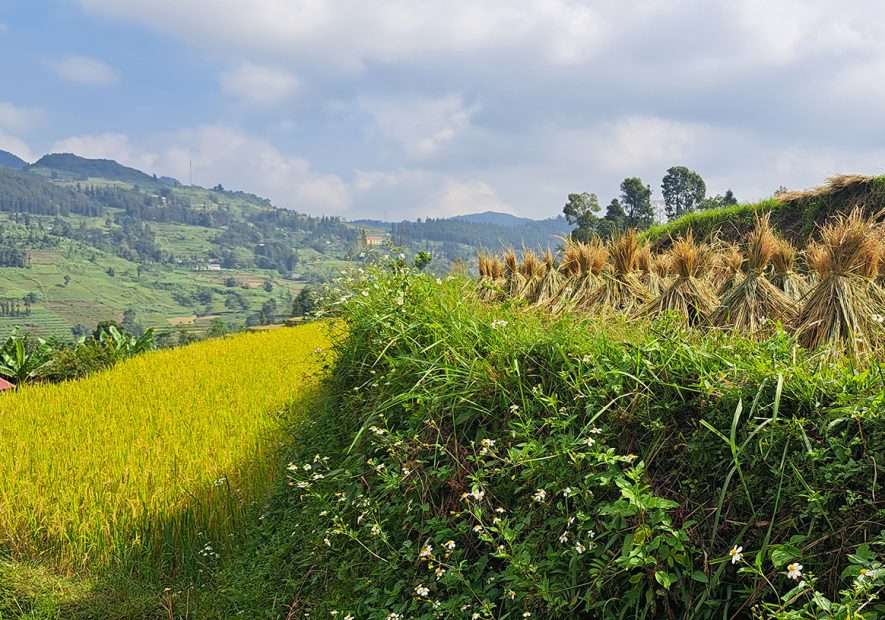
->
[582,354,592,363]
[589,427,602,434]
[495,507,506,514]
[473,524,484,533]
[344,615,354,620]
[563,487,572,496]
[361,290,369,297]
[357,512,365,525]
[434,566,446,580]
[443,539,456,551]
[559,532,569,544]
[532,489,547,502]
[786,562,803,580]
[370,524,382,536]
[419,544,433,559]
[575,541,586,554]
[729,545,743,564]
[436,277,443,285]
[369,426,386,436]
[858,568,871,581]
[523,613,532,618]
[387,613,400,620]
[490,320,509,330]
[508,590,516,600]
[624,454,637,463]
[471,487,485,501]
[509,404,520,412]
[415,584,430,597]
[302,463,312,471]
[584,436,596,447]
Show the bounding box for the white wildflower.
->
[575,541,586,554]
[786,562,803,580]
[532,488,547,502]
[415,584,430,597]
[729,545,743,564]
[443,540,456,551]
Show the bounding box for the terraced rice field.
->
[0,322,332,575]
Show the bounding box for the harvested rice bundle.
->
[503,248,523,298]
[637,245,667,297]
[796,208,883,358]
[533,249,564,307]
[711,214,797,332]
[770,238,808,301]
[477,251,506,301]
[581,229,651,313]
[517,249,548,302]
[547,237,606,313]
[637,230,719,325]
[713,244,746,297]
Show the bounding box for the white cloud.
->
[77,0,607,69]
[0,133,34,162]
[52,133,157,170]
[219,63,298,105]
[0,102,42,132]
[361,95,479,161]
[53,126,350,214]
[53,55,119,86]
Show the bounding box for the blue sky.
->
[2,0,885,220]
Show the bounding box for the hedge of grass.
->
[208,264,884,619]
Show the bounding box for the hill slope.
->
[30,153,159,185]
[0,149,27,169]
[646,174,885,245]
[450,210,534,226]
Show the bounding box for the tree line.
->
[564,166,737,240]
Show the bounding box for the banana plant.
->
[0,329,52,386]
[97,325,154,362]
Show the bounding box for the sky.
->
[2,0,885,221]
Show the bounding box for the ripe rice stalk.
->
[770,238,808,301]
[581,229,651,313]
[637,230,719,325]
[713,244,746,297]
[711,213,798,331]
[796,208,882,358]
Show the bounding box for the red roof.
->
[0,377,15,391]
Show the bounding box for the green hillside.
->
[646,174,885,246]
[0,155,582,339]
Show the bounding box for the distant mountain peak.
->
[450,211,534,227]
[0,149,28,170]
[31,153,159,185]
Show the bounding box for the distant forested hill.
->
[0,150,28,169]
[391,216,571,250]
[31,153,159,185]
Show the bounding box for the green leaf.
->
[654,570,674,590]
[691,571,708,584]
